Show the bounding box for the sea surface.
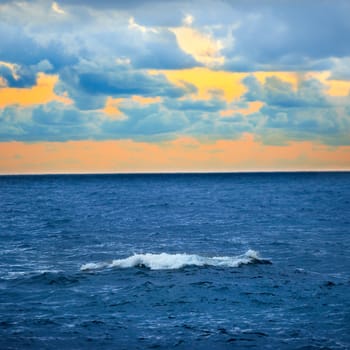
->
[0,172,349,349]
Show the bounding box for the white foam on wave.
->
[80,249,266,271]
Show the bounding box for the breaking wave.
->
[80,249,271,271]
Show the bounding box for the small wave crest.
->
[80,250,270,271]
[2,270,80,285]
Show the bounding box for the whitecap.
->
[80,249,270,271]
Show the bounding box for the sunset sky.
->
[1,0,350,173]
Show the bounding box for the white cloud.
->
[52,1,65,15]
[171,25,224,67]
[0,61,19,80]
[167,14,226,67]
[115,57,131,65]
[128,16,158,33]
[183,14,194,26]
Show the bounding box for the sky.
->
[0,0,350,173]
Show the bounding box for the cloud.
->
[220,0,350,71]
[0,101,186,142]
[1,80,349,146]
[52,1,65,14]
[0,64,36,88]
[243,76,329,108]
[163,97,226,112]
[0,21,78,73]
[55,60,194,110]
[0,96,252,142]
[128,27,198,69]
[0,60,55,88]
[2,0,349,78]
[58,0,180,10]
[0,0,349,150]
[171,22,224,67]
[104,102,190,139]
[0,1,197,74]
[0,103,104,142]
[329,57,350,81]
[242,75,350,145]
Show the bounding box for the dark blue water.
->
[0,172,349,349]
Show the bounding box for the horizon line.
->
[0,169,350,176]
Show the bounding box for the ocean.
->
[0,172,349,349]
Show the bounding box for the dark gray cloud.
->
[0,22,78,71]
[0,65,37,88]
[55,61,195,110]
[130,30,198,69]
[222,0,350,71]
